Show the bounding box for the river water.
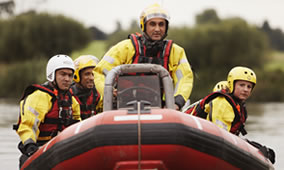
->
[0,100,282,169]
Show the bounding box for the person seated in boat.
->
[182,80,229,112]
[185,66,256,135]
[13,55,81,168]
[71,55,103,119]
[93,3,194,111]
[212,80,229,93]
[185,66,276,164]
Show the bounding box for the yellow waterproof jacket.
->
[204,97,235,132]
[94,39,193,107]
[94,95,103,113]
[16,90,81,146]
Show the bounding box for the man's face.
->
[55,68,74,91]
[233,80,254,101]
[80,67,95,89]
[145,18,166,41]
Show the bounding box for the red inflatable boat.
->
[21,64,274,170]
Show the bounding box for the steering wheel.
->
[117,86,160,106]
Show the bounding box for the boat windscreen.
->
[117,74,162,109]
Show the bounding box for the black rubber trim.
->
[25,123,270,170]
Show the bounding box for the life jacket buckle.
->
[58,107,63,119]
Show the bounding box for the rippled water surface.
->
[0,101,282,169]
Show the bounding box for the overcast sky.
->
[14,0,284,33]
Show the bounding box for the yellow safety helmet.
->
[140,3,170,32]
[212,81,228,92]
[73,55,99,83]
[227,66,257,93]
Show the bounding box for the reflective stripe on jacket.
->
[94,34,194,107]
[15,82,81,146]
[188,91,247,136]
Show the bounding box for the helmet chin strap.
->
[142,32,167,42]
[78,82,92,91]
[78,84,92,95]
[142,33,167,58]
[51,81,59,90]
[51,79,68,93]
[230,92,244,104]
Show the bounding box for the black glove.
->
[246,139,275,164]
[24,143,38,157]
[259,145,275,164]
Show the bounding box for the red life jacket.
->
[14,82,78,146]
[72,86,101,120]
[128,33,173,70]
[185,90,247,136]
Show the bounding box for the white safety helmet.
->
[46,54,75,82]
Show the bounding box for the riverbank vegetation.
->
[0,9,284,102]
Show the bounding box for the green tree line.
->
[99,9,284,102]
[0,9,284,102]
[0,11,91,98]
[0,11,91,62]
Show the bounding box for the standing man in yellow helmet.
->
[13,55,81,168]
[94,3,194,110]
[71,55,103,119]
